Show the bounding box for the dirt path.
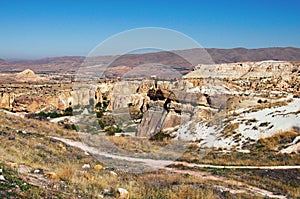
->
[164,167,288,198]
[50,136,299,198]
[50,136,300,170]
[173,161,300,170]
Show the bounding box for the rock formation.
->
[16,69,44,82]
[0,60,299,149]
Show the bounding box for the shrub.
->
[56,164,75,181]
[98,120,105,129]
[49,111,62,118]
[259,122,270,127]
[95,102,102,108]
[64,107,73,116]
[105,126,123,136]
[64,124,77,131]
[102,101,109,109]
[96,110,103,118]
[37,111,47,117]
[150,132,172,141]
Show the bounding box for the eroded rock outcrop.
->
[0,93,14,109]
[1,61,299,144]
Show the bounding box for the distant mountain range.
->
[1,47,300,74]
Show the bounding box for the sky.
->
[0,0,300,59]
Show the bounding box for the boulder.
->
[0,175,5,181]
[109,171,117,176]
[82,164,91,169]
[117,188,129,199]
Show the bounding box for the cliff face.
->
[185,61,300,79]
[101,79,209,137]
[0,78,210,137]
[0,61,299,146]
[0,62,298,112]
[0,84,97,113]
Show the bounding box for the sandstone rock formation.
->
[17,69,36,78]
[185,61,300,80]
[16,69,44,82]
[0,93,14,109]
[0,61,299,149]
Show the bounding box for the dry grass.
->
[222,123,239,137]
[80,133,186,161]
[107,136,170,153]
[0,113,228,198]
[127,171,219,199]
[0,111,298,198]
[56,163,76,181]
[108,136,156,153]
[243,99,291,114]
[0,111,75,137]
[255,128,300,151]
[180,146,300,167]
[201,168,300,198]
[179,128,300,167]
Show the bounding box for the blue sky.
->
[1,0,300,59]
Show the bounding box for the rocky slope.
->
[178,61,300,150]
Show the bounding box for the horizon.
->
[1,0,300,59]
[2,46,300,61]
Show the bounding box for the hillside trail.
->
[50,136,298,199]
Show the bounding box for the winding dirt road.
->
[50,136,300,198]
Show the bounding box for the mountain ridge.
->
[1,47,300,74]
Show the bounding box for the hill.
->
[1,47,300,75]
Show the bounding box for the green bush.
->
[102,101,109,109]
[98,120,106,129]
[37,111,47,117]
[150,132,172,141]
[95,102,102,108]
[49,111,62,118]
[105,126,123,136]
[64,124,77,131]
[64,107,73,116]
[96,110,103,118]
